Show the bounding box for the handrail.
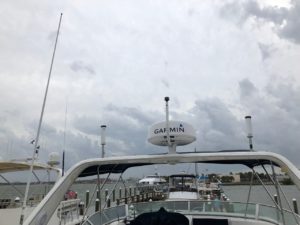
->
[85,200,300,225]
[57,199,81,224]
[83,205,127,225]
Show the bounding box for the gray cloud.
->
[239,78,258,99]
[0,117,100,172]
[219,1,247,26]
[220,0,300,44]
[104,104,156,127]
[220,1,287,24]
[243,1,288,24]
[70,60,95,75]
[72,116,99,136]
[161,79,170,88]
[258,43,275,60]
[278,1,300,44]
[73,105,157,135]
[72,104,162,156]
[190,98,245,151]
[62,131,99,168]
[47,31,57,42]
[40,127,100,170]
[266,80,300,119]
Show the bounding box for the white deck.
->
[0,207,34,225]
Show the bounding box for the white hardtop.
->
[0,160,61,174]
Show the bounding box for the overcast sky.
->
[1,0,300,175]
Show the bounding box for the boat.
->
[168,173,199,200]
[22,97,300,225]
[197,177,226,201]
[137,174,167,194]
[0,157,61,225]
[138,174,166,186]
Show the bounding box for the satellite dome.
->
[48,152,60,166]
[148,121,196,146]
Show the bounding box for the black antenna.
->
[62,100,68,176]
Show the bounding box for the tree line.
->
[207,172,294,185]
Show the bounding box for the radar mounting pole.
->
[245,116,254,151]
[101,125,107,158]
[165,97,175,153]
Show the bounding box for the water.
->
[0,183,51,201]
[222,185,300,208]
[1,183,299,209]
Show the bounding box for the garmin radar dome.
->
[148,121,196,146]
[148,97,196,153]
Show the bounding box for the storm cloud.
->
[220,0,300,44]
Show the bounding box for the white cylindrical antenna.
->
[101,125,107,158]
[245,116,253,150]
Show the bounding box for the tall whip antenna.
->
[19,13,63,225]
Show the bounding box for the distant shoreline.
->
[0,181,295,186]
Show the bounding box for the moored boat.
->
[0,158,61,225]
[138,174,166,186]
[168,173,199,200]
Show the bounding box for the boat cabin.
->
[168,173,199,200]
